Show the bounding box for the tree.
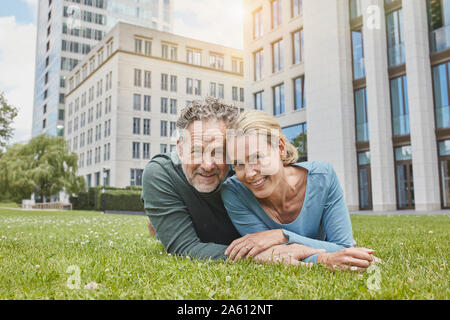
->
[292,132,308,162]
[0,135,85,203]
[0,91,19,148]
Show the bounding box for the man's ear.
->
[176,139,183,160]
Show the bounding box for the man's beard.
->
[181,166,225,193]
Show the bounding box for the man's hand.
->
[251,244,324,266]
[225,229,288,261]
[147,220,156,237]
[317,247,376,273]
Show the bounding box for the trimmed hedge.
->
[70,187,144,212]
[97,190,144,212]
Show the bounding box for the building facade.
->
[64,22,244,188]
[243,0,450,211]
[31,0,173,139]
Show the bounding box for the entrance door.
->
[396,161,414,209]
[358,165,373,210]
[440,157,450,209]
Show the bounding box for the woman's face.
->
[227,134,284,199]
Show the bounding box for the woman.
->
[221,110,375,272]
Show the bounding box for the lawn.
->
[0,208,448,300]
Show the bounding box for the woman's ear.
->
[278,137,287,158]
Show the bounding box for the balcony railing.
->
[430,25,450,53]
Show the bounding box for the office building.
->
[243,0,449,211]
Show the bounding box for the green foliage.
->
[0,134,85,203]
[71,187,143,212]
[0,91,19,148]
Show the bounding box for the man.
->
[142,98,318,263]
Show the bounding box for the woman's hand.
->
[225,229,288,261]
[251,244,324,266]
[317,247,375,272]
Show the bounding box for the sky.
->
[0,0,243,145]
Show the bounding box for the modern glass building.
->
[31,0,173,139]
[243,0,450,211]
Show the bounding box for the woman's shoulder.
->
[294,161,333,175]
[222,175,245,192]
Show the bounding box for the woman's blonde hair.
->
[230,110,299,165]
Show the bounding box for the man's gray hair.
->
[176,97,239,130]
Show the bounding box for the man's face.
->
[177,119,229,193]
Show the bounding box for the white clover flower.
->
[428,230,434,234]
[85,282,99,290]
[225,276,232,282]
[1,236,6,240]
[109,241,114,246]
[35,265,40,269]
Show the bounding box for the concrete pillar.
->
[303,0,359,211]
[403,0,441,211]
[361,0,397,211]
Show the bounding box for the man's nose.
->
[200,154,216,172]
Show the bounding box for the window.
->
[170,99,177,114]
[194,79,202,95]
[271,0,282,29]
[133,94,141,111]
[170,122,177,137]
[273,83,285,116]
[432,62,450,129]
[240,88,245,102]
[130,169,144,186]
[161,73,168,90]
[144,40,152,56]
[254,49,264,81]
[390,75,410,136]
[160,144,168,154]
[427,0,450,52]
[350,0,362,19]
[133,117,141,134]
[170,75,177,92]
[161,98,168,113]
[352,30,365,79]
[187,49,201,65]
[144,95,151,112]
[254,91,264,110]
[209,54,224,70]
[143,143,151,159]
[282,123,307,162]
[132,142,140,159]
[186,78,193,94]
[218,84,224,99]
[58,109,65,121]
[160,120,168,137]
[293,30,304,64]
[232,87,238,101]
[354,88,370,142]
[292,0,302,18]
[170,46,178,60]
[162,44,169,59]
[143,119,151,135]
[272,40,284,73]
[386,9,405,67]
[210,82,217,97]
[253,8,263,39]
[134,69,142,87]
[144,71,151,88]
[294,76,305,110]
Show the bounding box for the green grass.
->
[0,208,448,300]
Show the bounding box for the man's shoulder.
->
[144,152,178,174]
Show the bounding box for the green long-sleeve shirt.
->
[141,151,241,260]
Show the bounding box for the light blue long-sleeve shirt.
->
[221,161,354,264]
